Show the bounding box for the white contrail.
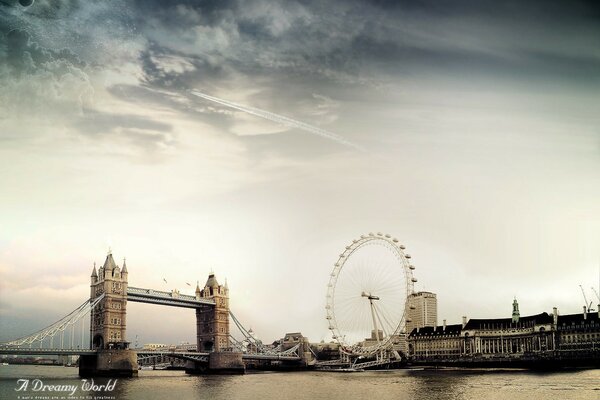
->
[190,90,363,151]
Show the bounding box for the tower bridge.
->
[0,251,310,376]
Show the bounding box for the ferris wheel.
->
[326,233,417,356]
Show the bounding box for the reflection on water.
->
[1,365,598,400]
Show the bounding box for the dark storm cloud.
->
[1,0,599,153]
[132,0,236,26]
[2,28,84,73]
[139,42,228,90]
[365,0,600,18]
[4,0,600,83]
[25,0,80,18]
[106,0,599,155]
[122,0,600,95]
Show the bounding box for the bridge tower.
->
[195,274,230,352]
[89,251,128,349]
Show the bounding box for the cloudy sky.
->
[0,0,599,346]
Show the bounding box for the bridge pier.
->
[79,350,138,378]
[185,352,245,375]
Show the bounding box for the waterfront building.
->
[176,342,198,351]
[460,309,554,356]
[408,299,600,363]
[361,329,383,347]
[359,330,407,354]
[142,343,168,350]
[282,332,312,356]
[555,306,600,351]
[408,320,462,359]
[309,341,341,361]
[405,291,437,334]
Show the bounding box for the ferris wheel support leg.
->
[369,299,380,344]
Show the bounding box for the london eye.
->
[326,233,416,356]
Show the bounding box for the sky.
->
[0,0,599,346]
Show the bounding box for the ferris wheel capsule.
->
[409,265,415,270]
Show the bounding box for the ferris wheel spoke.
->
[371,303,388,338]
[374,301,396,333]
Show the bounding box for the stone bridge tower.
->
[196,274,230,352]
[90,251,128,349]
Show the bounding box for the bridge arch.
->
[92,334,104,350]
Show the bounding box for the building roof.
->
[102,252,117,270]
[556,311,599,325]
[463,312,552,330]
[409,324,462,337]
[204,273,219,288]
[409,291,436,297]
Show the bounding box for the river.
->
[1,365,598,400]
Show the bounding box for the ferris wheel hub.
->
[361,291,380,300]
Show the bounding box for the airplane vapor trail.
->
[190,90,363,151]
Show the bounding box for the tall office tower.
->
[405,291,438,334]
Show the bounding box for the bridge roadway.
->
[138,351,301,362]
[0,348,97,356]
[0,348,301,362]
[126,286,215,308]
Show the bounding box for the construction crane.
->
[592,287,600,303]
[579,285,594,312]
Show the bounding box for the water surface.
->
[1,365,598,400]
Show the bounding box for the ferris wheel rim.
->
[326,233,416,356]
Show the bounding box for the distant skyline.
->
[1,0,599,345]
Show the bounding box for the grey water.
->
[1,365,599,400]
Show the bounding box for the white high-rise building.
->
[405,291,437,334]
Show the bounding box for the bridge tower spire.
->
[196,273,230,352]
[122,258,128,280]
[91,262,98,284]
[89,250,128,349]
